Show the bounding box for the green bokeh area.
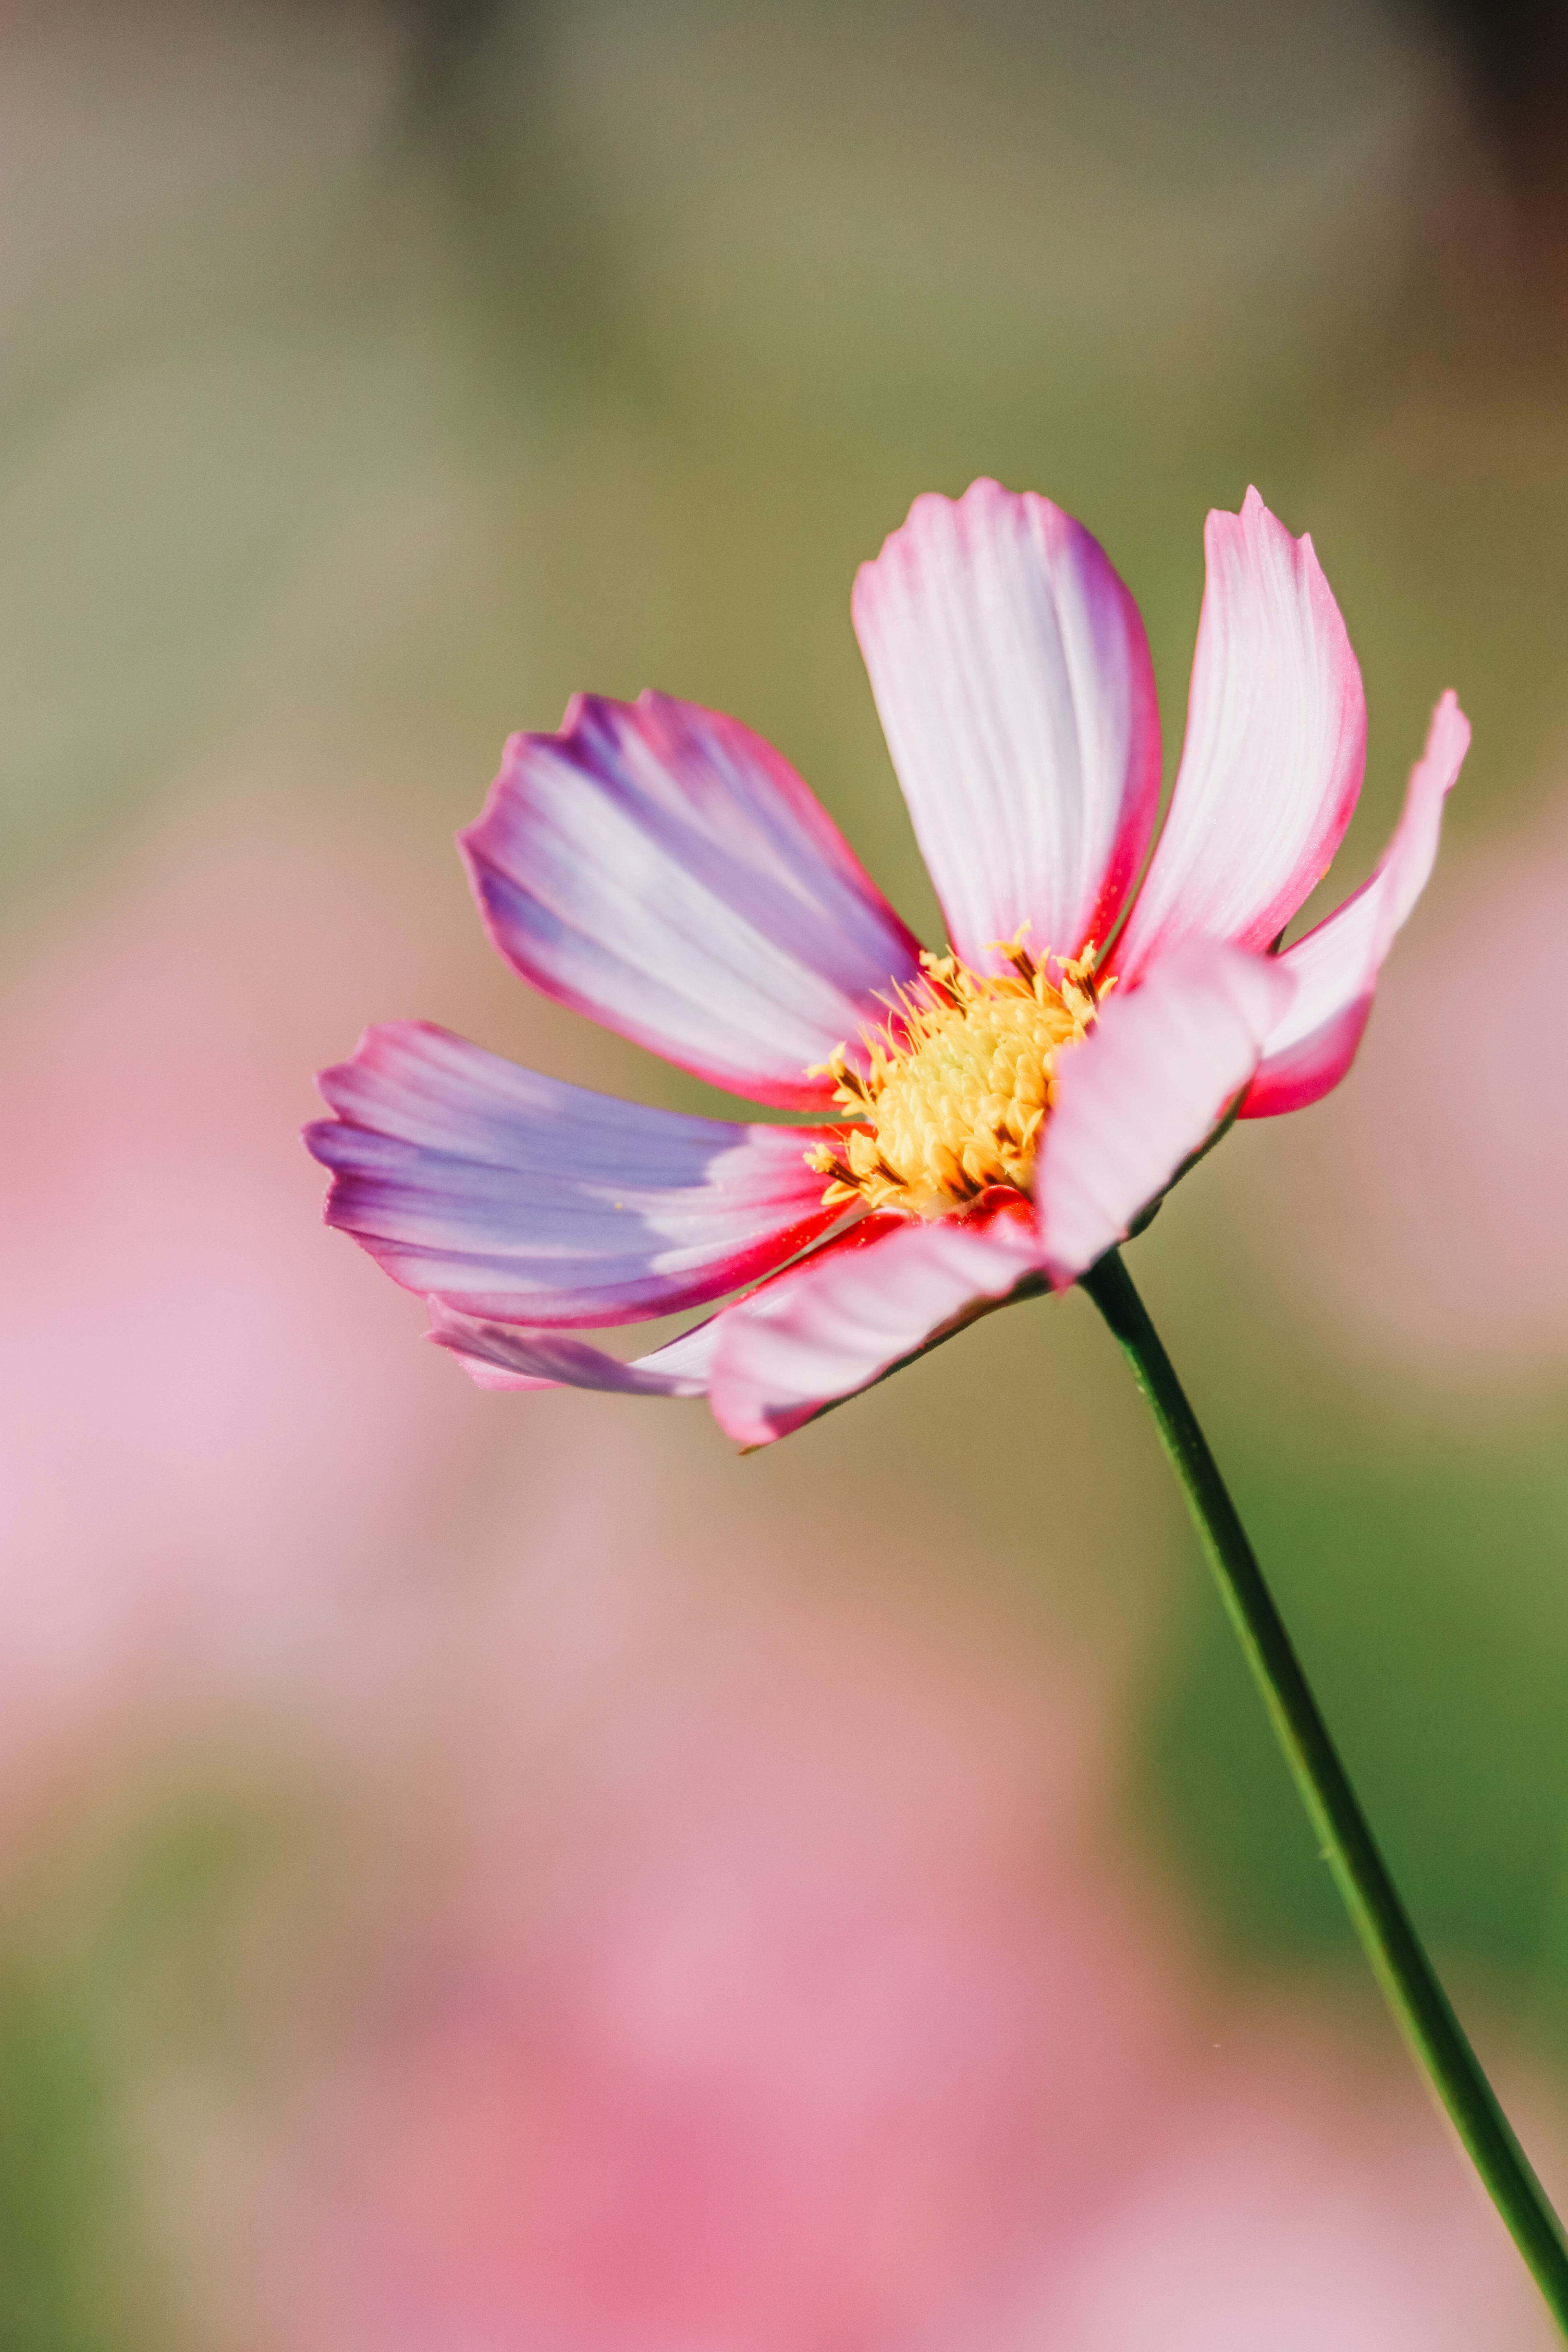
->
[1145,1433,1568,1991]
[0,1782,347,2351]
[0,1952,139,2352]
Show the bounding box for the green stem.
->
[1080,1244,1568,2332]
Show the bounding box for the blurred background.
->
[4,0,1568,2342]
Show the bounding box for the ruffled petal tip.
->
[305,1020,837,1327]
[426,1299,717,1397]
[1241,690,1470,1118]
[1113,487,1366,976]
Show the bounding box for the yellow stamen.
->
[805,933,1102,1219]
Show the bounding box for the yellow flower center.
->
[806,934,1105,1219]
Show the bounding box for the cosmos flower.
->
[305,482,1468,1447]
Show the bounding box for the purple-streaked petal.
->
[305,1021,837,1327]
[1112,490,1366,979]
[851,478,1162,971]
[425,1298,719,1396]
[1036,941,1294,1287]
[708,1200,1045,1448]
[461,693,924,1111]
[1241,692,1470,1119]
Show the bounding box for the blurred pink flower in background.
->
[0,777,484,1821]
[271,1555,1549,2352]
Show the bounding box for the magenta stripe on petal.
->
[1241,691,1469,1118]
[305,1021,837,1327]
[1112,490,1365,980]
[425,1299,719,1396]
[460,693,924,1111]
[708,1201,1044,1448]
[1036,940,1294,1287]
[853,479,1162,971]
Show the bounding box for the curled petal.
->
[1113,490,1365,978]
[852,478,1161,970]
[461,693,924,1111]
[305,1021,836,1327]
[1241,692,1470,1118]
[708,1200,1045,1448]
[1036,940,1295,1288]
[426,1299,718,1396]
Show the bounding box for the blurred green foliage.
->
[0,1775,351,2352]
[1147,1439,1568,1978]
[0,1951,131,2352]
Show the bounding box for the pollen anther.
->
[806,932,1102,1219]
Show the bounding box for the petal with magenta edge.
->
[1112,490,1365,979]
[305,1021,837,1327]
[462,692,924,1112]
[708,1200,1044,1448]
[853,478,1162,971]
[1240,692,1469,1118]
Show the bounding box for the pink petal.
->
[708,1200,1045,1448]
[425,1298,719,1396]
[305,1021,837,1327]
[1112,489,1366,978]
[1036,940,1295,1287]
[1240,691,1470,1119]
[461,693,924,1112]
[851,479,1161,971]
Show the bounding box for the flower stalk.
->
[1080,1245,1568,2334]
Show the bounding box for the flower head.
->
[306,482,1468,1447]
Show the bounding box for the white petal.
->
[853,479,1161,969]
[1113,490,1365,977]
